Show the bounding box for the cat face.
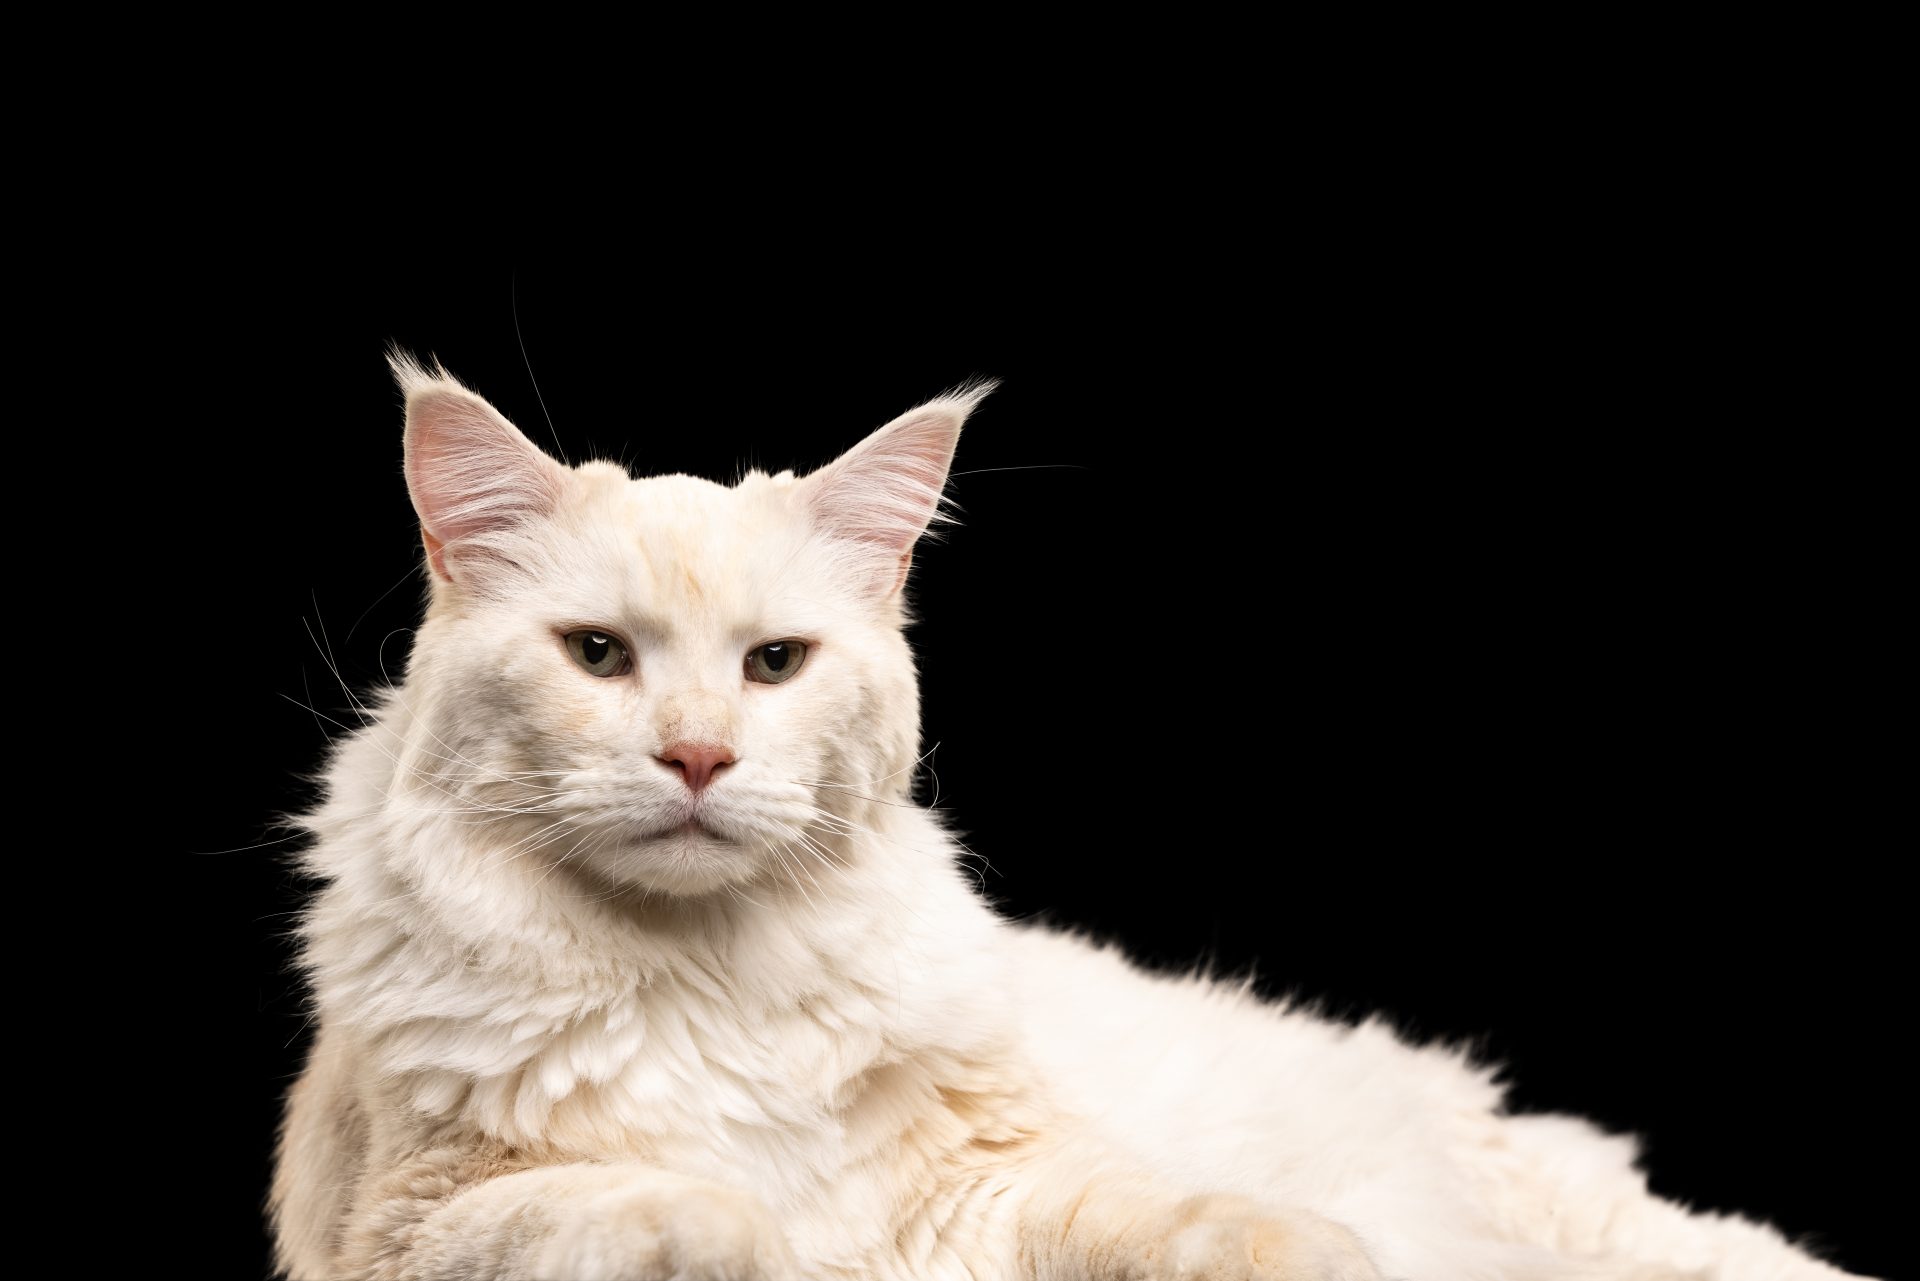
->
[390,354,991,896]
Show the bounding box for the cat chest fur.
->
[361,933,1029,1272]
[304,753,1026,1272]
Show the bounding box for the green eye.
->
[746,641,807,684]
[565,630,630,678]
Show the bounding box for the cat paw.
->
[533,1182,797,1280]
[1155,1196,1382,1281]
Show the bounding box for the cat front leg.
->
[339,1155,797,1281]
[1015,1161,1382,1281]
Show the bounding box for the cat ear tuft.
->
[391,347,568,583]
[802,379,998,595]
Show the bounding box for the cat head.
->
[389,351,994,897]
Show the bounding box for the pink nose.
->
[656,743,736,793]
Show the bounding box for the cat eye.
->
[746,641,807,684]
[564,630,630,678]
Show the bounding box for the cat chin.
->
[571,825,766,898]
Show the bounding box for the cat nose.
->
[656,743,736,793]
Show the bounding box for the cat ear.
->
[801,380,997,596]
[391,350,569,583]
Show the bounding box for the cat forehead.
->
[570,464,802,534]
[541,463,826,622]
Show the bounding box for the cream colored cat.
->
[270,355,1866,1280]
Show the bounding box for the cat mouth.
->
[635,817,727,842]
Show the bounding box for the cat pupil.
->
[763,644,788,671]
[585,636,608,662]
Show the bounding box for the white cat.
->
[270,354,1865,1280]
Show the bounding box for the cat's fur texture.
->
[270,356,1865,1281]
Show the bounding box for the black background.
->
[156,265,1897,1278]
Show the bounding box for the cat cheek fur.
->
[270,358,1870,1281]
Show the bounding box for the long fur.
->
[269,361,1870,1280]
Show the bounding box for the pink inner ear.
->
[808,408,962,552]
[404,385,565,582]
[421,528,451,580]
[802,382,996,595]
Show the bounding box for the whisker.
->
[948,463,1089,477]
[192,828,308,857]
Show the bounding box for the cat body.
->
[270,358,1861,1280]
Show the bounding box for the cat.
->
[269,352,1866,1281]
